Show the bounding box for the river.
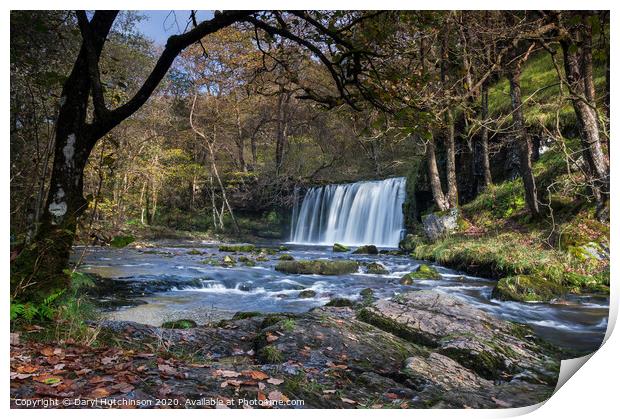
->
[75,241,608,355]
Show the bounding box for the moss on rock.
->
[275,259,359,275]
[161,319,197,329]
[325,297,354,307]
[492,275,565,302]
[219,244,256,252]
[353,244,379,255]
[366,262,388,275]
[278,254,295,261]
[333,243,350,252]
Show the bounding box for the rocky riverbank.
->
[11,290,560,409]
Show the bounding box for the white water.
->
[289,177,406,247]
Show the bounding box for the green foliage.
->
[110,235,135,248]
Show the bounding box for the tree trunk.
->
[479,79,492,189]
[561,30,609,206]
[426,135,450,212]
[444,110,458,207]
[11,13,116,300]
[275,86,289,175]
[508,58,540,217]
[233,90,247,171]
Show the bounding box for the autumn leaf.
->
[215,369,241,378]
[88,387,111,398]
[341,397,357,404]
[266,333,279,343]
[243,370,269,380]
[266,377,284,385]
[158,364,177,375]
[40,347,55,357]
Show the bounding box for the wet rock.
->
[358,291,559,383]
[492,275,565,302]
[275,259,359,275]
[298,290,317,298]
[186,249,203,255]
[422,208,459,242]
[222,255,236,267]
[325,297,354,307]
[366,262,388,275]
[353,244,379,255]
[333,243,350,252]
[400,264,440,284]
[400,274,415,285]
[278,254,295,261]
[360,288,374,298]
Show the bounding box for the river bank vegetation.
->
[10,10,610,408]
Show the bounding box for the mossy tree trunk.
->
[426,134,450,212]
[508,46,540,217]
[560,13,609,214]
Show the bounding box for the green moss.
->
[161,319,197,329]
[278,254,295,261]
[492,275,565,302]
[333,243,350,252]
[399,234,423,252]
[357,308,436,347]
[186,249,203,255]
[218,244,256,252]
[325,297,354,307]
[232,311,262,320]
[110,235,135,248]
[280,318,296,332]
[275,259,359,275]
[415,264,441,279]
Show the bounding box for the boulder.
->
[366,262,388,274]
[325,297,354,307]
[275,259,359,275]
[298,290,317,298]
[278,254,295,261]
[353,244,379,255]
[492,275,565,302]
[422,208,459,242]
[333,243,350,252]
[360,288,374,298]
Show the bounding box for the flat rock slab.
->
[358,291,559,383]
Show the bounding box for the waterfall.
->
[289,177,406,247]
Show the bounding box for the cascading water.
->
[289,177,406,247]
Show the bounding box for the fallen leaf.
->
[243,370,269,380]
[101,356,117,365]
[267,378,284,385]
[158,364,177,375]
[216,369,241,378]
[33,374,63,384]
[323,389,336,394]
[54,363,66,371]
[10,333,20,345]
[40,347,55,357]
[88,387,111,398]
[266,333,278,343]
[341,398,357,404]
